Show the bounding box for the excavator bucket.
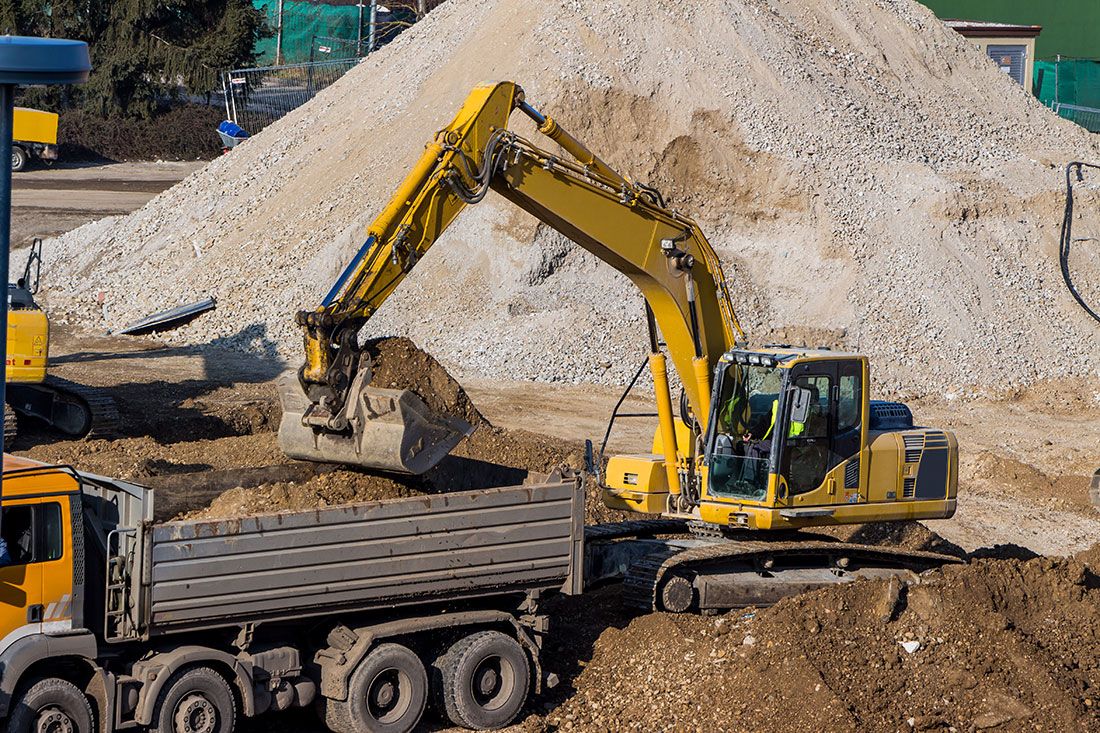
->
[277,375,474,475]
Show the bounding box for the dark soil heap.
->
[539,557,1100,733]
[365,336,485,427]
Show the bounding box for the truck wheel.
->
[436,631,530,730]
[11,146,27,172]
[6,677,94,733]
[153,667,236,733]
[330,643,427,733]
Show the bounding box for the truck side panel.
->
[144,479,581,634]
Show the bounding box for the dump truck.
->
[0,455,584,733]
[11,108,59,172]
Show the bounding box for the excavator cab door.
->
[776,358,864,505]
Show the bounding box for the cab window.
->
[0,503,63,566]
[837,366,861,433]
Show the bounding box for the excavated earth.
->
[15,329,1100,732]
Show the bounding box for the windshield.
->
[706,362,783,500]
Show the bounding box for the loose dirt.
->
[366,336,485,426]
[535,556,1100,733]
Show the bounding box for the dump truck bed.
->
[94,472,584,640]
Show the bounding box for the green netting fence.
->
[252,1,428,64]
[1035,57,1100,133]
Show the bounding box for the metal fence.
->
[222,58,359,135]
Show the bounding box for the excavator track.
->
[8,376,119,440]
[621,539,963,613]
[46,376,121,439]
[3,404,17,444]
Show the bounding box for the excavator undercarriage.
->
[584,520,962,613]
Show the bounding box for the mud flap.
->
[277,378,474,475]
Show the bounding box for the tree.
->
[0,0,267,118]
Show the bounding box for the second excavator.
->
[280,81,960,612]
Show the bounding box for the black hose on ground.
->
[1059,161,1100,325]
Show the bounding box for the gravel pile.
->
[40,0,1100,397]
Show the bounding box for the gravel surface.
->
[39,0,1100,400]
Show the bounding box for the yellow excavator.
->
[6,239,118,442]
[280,81,960,611]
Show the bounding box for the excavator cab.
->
[604,348,958,532]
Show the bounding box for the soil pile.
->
[542,557,1100,732]
[366,336,485,426]
[180,424,606,521]
[40,0,1100,398]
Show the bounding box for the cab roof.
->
[3,454,50,473]
[718,346,866,368]
[2,454,79,497]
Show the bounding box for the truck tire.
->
[435,630,530,730]
[152,667,236,733]
[6,677,94,733]
[327,643,427,733]
[11,145,27,172]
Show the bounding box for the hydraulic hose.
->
[1059,161,1100,325]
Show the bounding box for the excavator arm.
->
[281,81,744,479]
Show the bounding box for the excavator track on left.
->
[6,376,120,441]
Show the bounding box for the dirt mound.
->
[366,336,484,426]
[41,0,1100,399]
[181,423,617,522]
[543,558,1100,732]
[22,433,287,480]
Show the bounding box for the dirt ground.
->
[10,161,204,248]
[11,165,1100,730]
[18,326,1100,732]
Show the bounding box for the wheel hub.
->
[374,681,395,708]
[367,669,410,723]
[35,707,74,733]
[175,693,217,733]
[477,667,499,696]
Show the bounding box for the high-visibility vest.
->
[762,399,805,440]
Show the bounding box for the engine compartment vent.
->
[844,458,860,489]
[902,433,924,464]
[869,400,914,431]
[903,476,916,498]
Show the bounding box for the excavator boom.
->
[281,81,742,475]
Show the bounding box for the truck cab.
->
[603,348,958,530]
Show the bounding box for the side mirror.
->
[790,387,812,424]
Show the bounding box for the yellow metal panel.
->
[699,497,956,530]
[603,453,669,514]
[13,107,58,146]
[2,458,80,497]
[6,309,49,383]
[40,497,74,625]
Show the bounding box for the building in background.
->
[922,1,1099,60]
[924,1,1100,132]
[945,20,1040,92]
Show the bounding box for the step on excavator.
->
[280,81,962,613]
[5,239,119,443]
